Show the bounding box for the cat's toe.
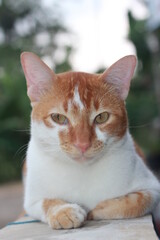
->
[47,204,87,229]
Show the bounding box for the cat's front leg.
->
[88,191,158,220]
[43,199,87,229]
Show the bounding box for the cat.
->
[21,52,160,229]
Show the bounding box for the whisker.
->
[14,144,28,159]
[14,128,30,133]
[38,142,60,147]
[129,122,152,129]
[42,149,61,154]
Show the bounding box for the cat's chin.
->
[68,153,100,165]
[73,155,93,163]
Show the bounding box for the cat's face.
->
[31,72,127,163]
[21,52,136,163]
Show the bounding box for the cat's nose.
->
[74,142,91,153]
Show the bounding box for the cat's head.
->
[21,52,136,164]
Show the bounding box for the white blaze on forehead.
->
[73,86,84,111]
[67,99,72,112]
[95,127,106,143]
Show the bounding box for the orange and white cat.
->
[21,52,160,229]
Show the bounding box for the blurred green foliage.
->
[127,10,160,154]
[0,0,73,183]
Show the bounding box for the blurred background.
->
[0,0,160,233]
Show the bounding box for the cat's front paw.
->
[47,204,87,229]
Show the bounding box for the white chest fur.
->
[25,132,159,212]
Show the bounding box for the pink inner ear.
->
[21,52,56,103]
[102,55,137,100]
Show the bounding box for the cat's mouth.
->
[72,154,94,163]
[67,149,104,164]
[61,142,104,163]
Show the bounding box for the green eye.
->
[51,114,68,125]
[95,112,109,124]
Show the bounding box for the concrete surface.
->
[0,215,158,240]
[0,183,158,239]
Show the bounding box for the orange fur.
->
[134,141,145,161]
[31,72,128,158]
[24,69,150,222]
[87,191,152,220]
[43,199,67,214]
[43,199,86,229]
[22,160,27,177]
[21,53,159,230]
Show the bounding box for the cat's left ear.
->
[102,55,137,100]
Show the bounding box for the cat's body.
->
[21,52,160,229]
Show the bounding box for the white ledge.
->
[0,215,158,240]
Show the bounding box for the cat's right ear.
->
[21,52,56,106]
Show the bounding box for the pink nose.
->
[74,142,91,153]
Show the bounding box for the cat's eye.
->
[95,112,109,124]
[51,114,68,125]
